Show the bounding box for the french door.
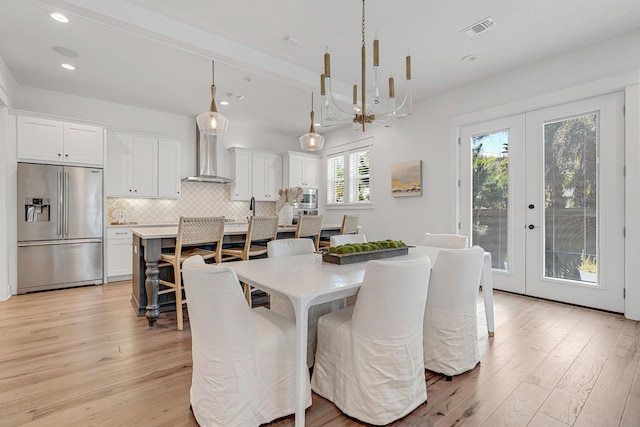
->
[460,93,625,312]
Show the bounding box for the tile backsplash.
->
[106,181,275,224]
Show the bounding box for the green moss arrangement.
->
[329,240,407,255]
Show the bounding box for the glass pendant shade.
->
[196,110,229,135]
[299,132,325,151]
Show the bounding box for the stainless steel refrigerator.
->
[17,162,103,293]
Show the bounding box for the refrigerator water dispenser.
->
[24,198,50,222]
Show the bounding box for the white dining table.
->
[227,245,495,427]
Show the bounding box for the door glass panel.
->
[472,130,509,270]
[543,113,598,282]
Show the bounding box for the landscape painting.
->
[391,160,422,197]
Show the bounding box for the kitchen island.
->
[130,223,342,326]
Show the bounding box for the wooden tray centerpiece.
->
[322,240,409,265]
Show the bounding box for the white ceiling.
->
[1,0,639,136]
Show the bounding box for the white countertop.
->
[107,220,250,229]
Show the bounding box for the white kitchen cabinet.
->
[107,228,133,280]
[158,138,182,199]
[229,148,252,201]
[229,147,282,201]
[17,116,103,165]
[106,132,158,198]
[283,151,320,189]
[252,151,282,201]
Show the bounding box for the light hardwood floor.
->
[1,281,639,426]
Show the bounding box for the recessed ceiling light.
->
[283,36,299,46]
[52,46,79,58]
[50,12,69,23]
[461,54,478,63]
[225,92,245,101]
[61,63,76,70]
[219,101,229,106]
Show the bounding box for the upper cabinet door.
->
[131,136,158,197]
[17,116,64,163]
[284,152,320,188]
[17,116,104,166]
[302,157,319,189]
[252,151,268,201]
[63,123,104,165]
[158,138,181,199]
[229,148,252,201]
[106,132,133,197]
[288,156,305,187]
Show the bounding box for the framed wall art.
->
[391,160,422,197]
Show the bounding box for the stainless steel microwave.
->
[295,188,317,209]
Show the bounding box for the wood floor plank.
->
[538,312,625,425]
[479,382,549,427]
[1,283,639,427]
[527,412,571,427]
[573,354,638,426]
[524,315,596,390]
[621,394,640,427]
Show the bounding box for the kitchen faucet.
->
[249,196,256,217]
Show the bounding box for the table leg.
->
[144,239,162,327]
[292,299,310,427]
[482,252,495,336]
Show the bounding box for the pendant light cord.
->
[361,0,365,48]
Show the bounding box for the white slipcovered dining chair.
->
[423,246,485,379]
[182,255,311,427]
[267,238,345,367]
[422,232,469,249]
[329,233,367,247]
[312,255,431,425]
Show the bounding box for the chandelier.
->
[320,0,412,132]
[196,60,229,135]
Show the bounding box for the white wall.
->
[0,55,17,107]
[0,106,9,300]
[0,56,17,300]
[321,30,640,318]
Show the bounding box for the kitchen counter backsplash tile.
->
[107,182,275,225]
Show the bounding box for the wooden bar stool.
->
[295,214,323,251]
[221,215,279,305]
[319,214,359,247]
[158,216,225,330]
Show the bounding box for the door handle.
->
[64,171,70,235]
[57,171,62,236]
[528,224,536,230]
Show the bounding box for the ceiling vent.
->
[460,17,497,38]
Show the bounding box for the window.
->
[326,144,372,206]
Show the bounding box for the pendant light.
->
[196,60,229,135]
[299,92,325,151]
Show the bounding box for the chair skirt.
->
[190,307,311,426]
[311,307,427,425]
[270,296,346,368]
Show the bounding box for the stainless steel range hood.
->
[182,130,233,184]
